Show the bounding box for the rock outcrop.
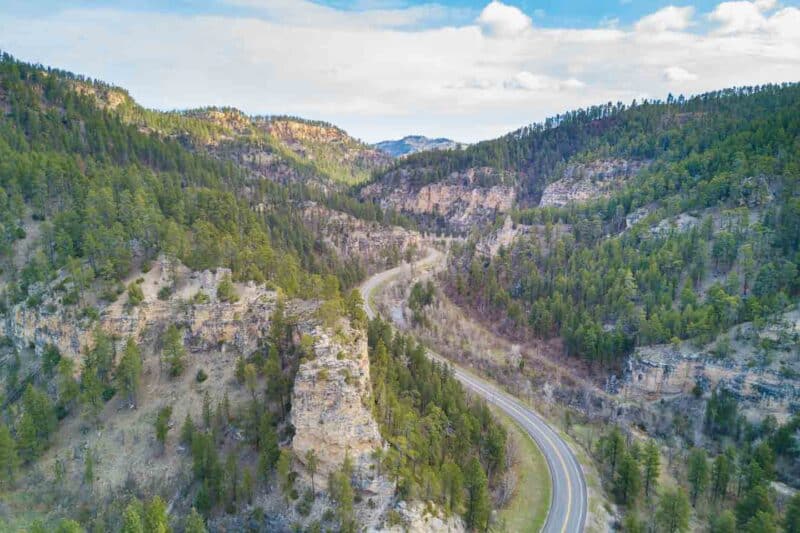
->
[374,501,465,533]
[291,325,384,480]
[1,257,279,366]
[302,202,422,273]
[362,166,515,232]
[540,159,648,207]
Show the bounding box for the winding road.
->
[360,249,587,533]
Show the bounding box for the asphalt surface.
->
[360,249,588,533]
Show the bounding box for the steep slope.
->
[0,53,508,533]
[440,84,800,531]
[76,83,390,188]
[365,86,800,233]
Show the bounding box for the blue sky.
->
[1,0,799,142]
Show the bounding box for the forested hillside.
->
[446,83,799,368]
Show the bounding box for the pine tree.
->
[163,325,186,378]
[155,405,173,454]
[655,487,691,533]
[615,451,641,505]
[786,493,800,533]
[710,510,736,533]
[117,337,143,406]
[687,448,709,506]
[711,451,733,501]
[0,423,19,487]
[642,439,660,498]
[305,448,319,494]
[464,457,490,532]
[441,461,464,513]
[180,413,196,447]
[184,508,207,533]
[121,500,144,533]
[144,496,170,533]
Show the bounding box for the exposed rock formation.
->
[540,159,648,207]
[302,202,422,273]
[2,257,279,366]
[291,324,384,480]
[374,501,465,532]
[362,166,515,232]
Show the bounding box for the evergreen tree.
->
[655,487,690,533]
[0,423,19,488]
[786,493,800,533]
[615,451,641,505]
[184,508,207,533]
[687,448,709,506]
[121,501,144,533]
[180,413,196,447]
[117,337,143,406]
[709,510,736,533]
[642,439,660,498]
[305,449,319,494]
[162,325,186,378]
[144,496,170,533]
[155,406,173,454]
[464,457,491,532]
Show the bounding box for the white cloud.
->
[663,66,699,82]
[476,1,532,38]
[504,72,584,91]
[709,1,767,33]
[635,6,695,33]
[0,1,798,142]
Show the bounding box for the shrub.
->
[192,291,210,304]
[196,368,208,383]
[217,275,239,303]
[157,286,172,301]
[127,283,144,306]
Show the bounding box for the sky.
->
[0,0,799,143]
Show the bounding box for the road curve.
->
[360,249,587,533]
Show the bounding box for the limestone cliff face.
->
[362,166,515,232]
[2,258,278,367]
[539,158,648,207]
[290,325,384,481]
[302,203,422,273]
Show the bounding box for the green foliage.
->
[216,274,238,303]
[16,384,57,462]
[786,493,800,533]
[184,508,207,533]
[162,325,186,378]
[642,439,660,498]
[0,422,19,488]
[127,282,144,306]
[367,318,507,524]
[155,405,173,452]
[116,337,143,406]
[464,457,491,532]
[655,487,691,533]
[687,447,709,506]
[445,84,800,367]
[328,457,356,533]
[408,280,435,326]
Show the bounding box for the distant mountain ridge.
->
[374,135,462,157]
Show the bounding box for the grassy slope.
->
[493,407,552,533]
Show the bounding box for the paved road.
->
[360,249,587,533]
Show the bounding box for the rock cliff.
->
[302,202,422,273]
[362,166,515,233]
[291,325,384,480]
[539,159,648,207]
